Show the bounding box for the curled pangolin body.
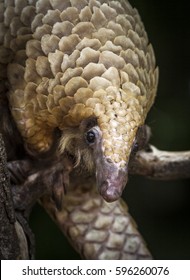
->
[0,0,158,166]
[0,0,157,259]
[42,179,152,260]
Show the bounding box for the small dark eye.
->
[86,130,96,144]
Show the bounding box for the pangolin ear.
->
[135,125,151,150]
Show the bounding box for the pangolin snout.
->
[96,160,128,202]
[99,181,125,202]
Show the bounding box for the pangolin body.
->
[0,0,158,201]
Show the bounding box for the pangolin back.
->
[0,0,158,166]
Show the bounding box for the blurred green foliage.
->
[30,0,190,259]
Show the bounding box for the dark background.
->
[30,0,190,259]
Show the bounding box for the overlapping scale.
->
[1,0,158,165]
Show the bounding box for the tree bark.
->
[0,134,20,259]
[129,145,190,180]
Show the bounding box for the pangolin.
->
[0,0,158,202]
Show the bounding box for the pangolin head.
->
[4,0,159,202]
[58,88,153,202]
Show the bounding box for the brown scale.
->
[1,0,158,164]
[0,0,158,259]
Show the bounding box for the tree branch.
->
[129,145,190,180]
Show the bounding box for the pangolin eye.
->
[86,130,96,144]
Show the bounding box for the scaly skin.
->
[0,0,158,159]
[0,0,158,201]
[0,0,158,258]
[9,156,152,259]
[41,174,152,260]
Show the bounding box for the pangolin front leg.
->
[9,156,73,213]
[0,0,158,259]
